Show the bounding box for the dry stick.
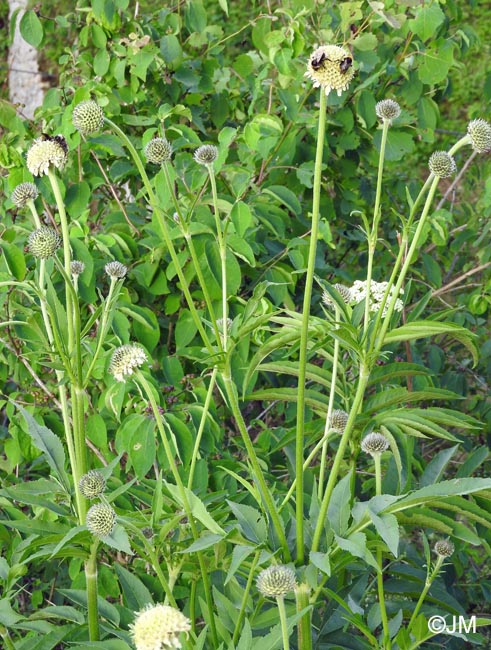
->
[431,262,491,298]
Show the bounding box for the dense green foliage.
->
[0,1,490,649]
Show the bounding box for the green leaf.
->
[19,10,43,47]
[182,532,223,553]
[262,185,301,217]
[0,241,26,280]
[100,524,133,554]
[373,130,415,161]
[368,511,399,557]
[409,4,445,41]
[227,500,267,543]
[335,532,379,570]
[418,40,455,85]
[164,481,225,535]
[225,545,255,585]
[309,551,331,576]
[114,564,153,610]
[384,478,491,514]
[29,605,84,624]
[58,589,120,625]
[14,403,69,492]
[327,471,352,535]
[175,308,198,350]
[383,320,478,365]
[420,445,459,487]
[231,201,253,237]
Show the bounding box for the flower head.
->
[322,283,352,309]
[434,539,454,558]
[328,409,349,433]
[28,227,61,259]
[361,432,390,457]
[109,344,147,382]
[349,280,404,316]
[72,100,105,135]
[79,470,106,499]
[105,261,127,279]
[194,144,218,166]
[376,99,401,123]
[11,182,38,207]
[130,604,191,650]
[70,260,85,277]
[216,318,233,333]
[428,151,457,178]
[467,118,491,153]
[26,136,68,176]
[305,45,355,97]
[257,565,297,598]
[86,503,116,538]
[144,137,173,164]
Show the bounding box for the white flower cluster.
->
[349,280,404,316]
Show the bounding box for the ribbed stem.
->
[208,165,228,351]
[232,550,261,644]
[295,87,328,563]
[374,452,390,649]
[277,595,290,650]
[295,583,312,650]
[86,540,100,641]
[188,367,218,490]
[407,556,444,633]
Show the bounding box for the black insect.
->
[339,56,353,74]
[41,133,68,154]
[310,52,327,70]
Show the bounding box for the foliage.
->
[0,1,490,649]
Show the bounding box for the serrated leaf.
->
[114,564,153,610]
[0,241,26,280]
[227,501,267,543]
[101,524,133,554]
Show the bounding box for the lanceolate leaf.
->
[383,478,491,513]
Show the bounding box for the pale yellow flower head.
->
[305,45,355,97]
[26,136,68,176]
[130,604,191,650]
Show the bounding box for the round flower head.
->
[109,344,147,382]
[376,99,401,122]
[434,539,454,558]
[105,261,127,279]
[329,409,349,433]
[257,565,297,598]
[79,470,106,499]
[28,227,61,259]
[130,604,191,650]
[26,136,68,176]
[361,432,390,456]
[305,45,355,97]
[428,151,457,178]
[86,502,116,538]
[467,118,491,153]
[216,317,233,333]
[72,100,105,135]
[11,182,38,207]
[322,283,352,309]
[194,144,218,166]
[144,137,173,164]
[70,260,85,277]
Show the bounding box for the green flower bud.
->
[79,470,106,499]
[11,182,38,207]
[105,261,127,279]
[70,260,85,276]
[144,137,172,164]
[257,565,297,598]
[467,118,491,153]
[329,409,349,433]
[28,227,61,259]
[434,539,454,558]
[194,144,218,166]
[361,432,390,456]
[86,503,116,538]
[109,344,147,382]
[72,100,105,135]
[375,99,401,122]
[428,151,456,178]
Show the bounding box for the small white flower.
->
[130,604,191,650]
[108,344,147,382]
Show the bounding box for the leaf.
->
[418,40,456,85]
[310,551,331,576]
[262,185,301,216]
[368,511,399,557]
[384,320,478,365]
[335,532,378,571]
[58,589,120,625]
[182,532,223,553]
[408,3,445,41]
[29,605,84,624]
[227,501,267,543]
[19,10,44,47]
[420,445,459,487]
[14,403,69,492]
[114,564,153,610]
[253,608,310,650]
[0,241,26,280]
[327,471,352,535]
[164,481,225,535]
[384,478,491,514]
[225,545,255,585]
[102,524,133,554]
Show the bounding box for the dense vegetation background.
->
[0,1,490,649]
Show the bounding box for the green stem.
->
[232,550,261,644]
[104,118,214,357]
[135,371,218,646]
[295,88,328,564]
[295,583,312,650]
[222,366,291,561]
[407,556,444,633]
[277,595,290,650]
[318,305,340,499]
[374,452,390,649]
[208,165,228,351]
[188,367,218,490]
[311,368,369,553]
[364,119,390,335]
[86,540,100,641]
[0,626,15,650]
